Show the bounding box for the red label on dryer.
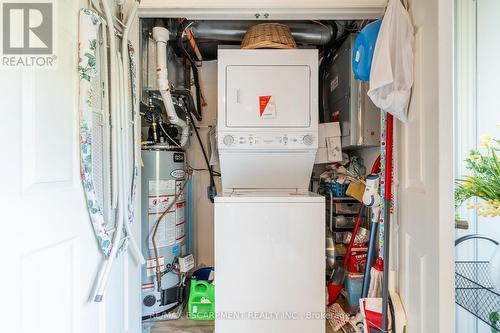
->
[259,96,271,116]
[259,95,276,118]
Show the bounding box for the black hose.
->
[186,107,217,203]
[190,62,203,121]
[189,166,221,176]
[167,20,215,202]
[389,295,396,333]
[176,21,203,121]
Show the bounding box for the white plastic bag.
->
[368,0,414,123]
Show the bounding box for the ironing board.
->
[78,9,139,256]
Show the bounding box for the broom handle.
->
[384,114,394,201]
[381,113,394,331]
[361,155,381,297]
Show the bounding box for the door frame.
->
[136,0,456,330]
[138,0,387,19]
[438,0,455,331]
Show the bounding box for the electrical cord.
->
[188,164,221,176]
[192,170,221,177]
[185,108,217,203]
[164,20,216,201]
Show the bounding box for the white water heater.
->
[217,49,318,191]
[141,149,187,319]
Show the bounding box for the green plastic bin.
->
[187,279,215,320]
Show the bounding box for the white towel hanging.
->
[368,0,414,123]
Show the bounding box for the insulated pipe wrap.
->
[189,21,335,45]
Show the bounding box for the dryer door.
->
[225,65,311,128]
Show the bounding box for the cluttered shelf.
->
[317,158,377,332]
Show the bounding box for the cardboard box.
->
[315,122,342,164]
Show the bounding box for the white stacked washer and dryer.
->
[215,49,325,333]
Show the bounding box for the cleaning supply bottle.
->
[363,174,381,222]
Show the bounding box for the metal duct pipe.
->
[189,21,335,45]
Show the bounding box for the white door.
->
[397,0,455,332]
[0,1,140,332]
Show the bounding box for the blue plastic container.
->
[322,181,349,198]
[191,267,214,281]
[333,182,349,197]
[345,273,364,311]
[352,19,382,81]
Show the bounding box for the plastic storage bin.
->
[345,273,364,311]
[187,279,215,320]
[333,202,361,214]
[334,215,357,229]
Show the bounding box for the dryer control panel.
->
[218,132,317,149]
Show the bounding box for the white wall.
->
[454,0,478,331]
[186,61,220,267]
[138,0,387,20]
[352,147,380,172]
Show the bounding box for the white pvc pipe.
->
[120,1,144,265]
[94,0,124,302]
[99,26,117,212]
[118,53,145,264]
[109,26,118,211]
[152,27,190,147]
[121,1,138,195]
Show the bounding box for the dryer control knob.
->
[223,135,234,146]
[303,135,314,146]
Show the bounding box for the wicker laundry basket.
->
[241,23,297,49]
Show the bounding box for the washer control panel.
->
[219,132,317,149]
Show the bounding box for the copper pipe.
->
[184,27,203,62]
[151,179,187,291]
